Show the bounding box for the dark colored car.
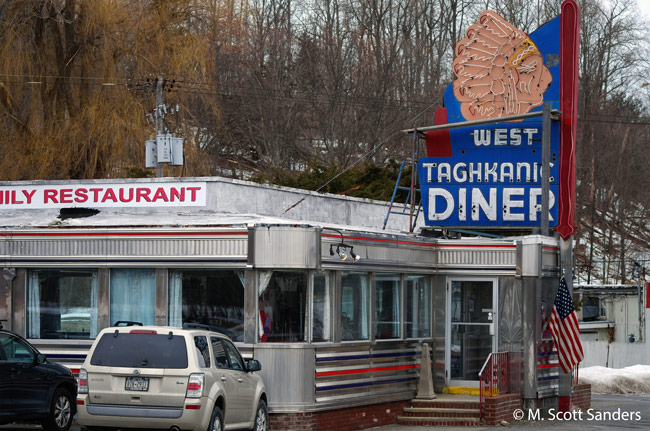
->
[0,323,77,431]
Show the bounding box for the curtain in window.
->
[27,272,40,338]
[90,272,99,337]
[110,269,156,326]
[360,275,369,339]
[168,271,183,327]
[258,271,273,339]
[312,273,331,341]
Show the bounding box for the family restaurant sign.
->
[0,182,207,208]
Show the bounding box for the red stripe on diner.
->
[1,231,248,238]
[316,364,417,377]
[321,233,515,249]
[321,233,436,247]
[537,364,559,369]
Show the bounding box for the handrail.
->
[478,351,510,422]
[478,352,499,379]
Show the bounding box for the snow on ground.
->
[579,365,650,394]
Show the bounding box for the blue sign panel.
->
[419,13,561,228]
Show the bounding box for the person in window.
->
[259,299,271,342]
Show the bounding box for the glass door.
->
[446,278,497,386]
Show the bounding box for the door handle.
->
[220,376,227,382]
[237,378,243,383]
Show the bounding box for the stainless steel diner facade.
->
[0,177,561,416]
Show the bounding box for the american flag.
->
[548,276,584,374]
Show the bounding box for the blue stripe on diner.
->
[316,377,418,392]
[316,351,418,362]
[538,375,559,381]
[537,351,557,356]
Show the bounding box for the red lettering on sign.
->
[11,190,23,204]
[44,189,58,203]
[152,188,169,202]
[119,188,134,202]
[136,188,151,202]
[102,188,118,203]
[75,188,88,203]
[187,187,201,202]
[89,188,103,202]
[60,189,73,204]
[23,189,36,204]
[169,187,184,202]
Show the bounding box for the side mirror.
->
[246,359,261,372]
[36,353,47,364]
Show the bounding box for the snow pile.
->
[579,365,650,394]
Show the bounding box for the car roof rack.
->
[182,322,232,337]
[113,321,144,327]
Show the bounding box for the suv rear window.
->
[90,332,188,368]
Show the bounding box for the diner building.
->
[0,176,567,429]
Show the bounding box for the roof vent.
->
[57,208,100,219]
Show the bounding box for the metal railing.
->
[478,352,511,421]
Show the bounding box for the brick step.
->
[397,415,480,427]
[402,406,481,418]
[409,399,480,410]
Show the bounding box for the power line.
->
[281,94,442,215]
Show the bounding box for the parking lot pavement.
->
[2,394,650,431]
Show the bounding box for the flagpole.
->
[558,237,574,412]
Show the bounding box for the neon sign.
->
[418,10,562,228]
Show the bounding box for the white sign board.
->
[0,182,207,209]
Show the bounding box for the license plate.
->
[125,376,149,391]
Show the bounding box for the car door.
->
[0,333,51,416]
[222,339,256,424]
[0,333,15,420]
[211,337,241,424]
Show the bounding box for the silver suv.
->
[76,324,268,431]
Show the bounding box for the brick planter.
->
[482,393,522,425]
[269,401,408,431]
[572,383,591,410]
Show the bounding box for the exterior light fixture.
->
[327,229,361,262]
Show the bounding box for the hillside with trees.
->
[0,0,649,283]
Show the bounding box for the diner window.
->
[258,271,307,342]
[110,269,156,326]
[341,272,369,341]
[312,272,332,342]
[168,270,245,342]
[26,270,98,339]
[375,273,401,339]
[406,275,431,338]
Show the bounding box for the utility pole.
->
[155,77,164,178]
[144,77,184,175]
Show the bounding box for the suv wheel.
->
[251,399,268,431]
[209,406,224,431]
[41,388,73,431]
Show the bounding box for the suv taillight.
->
[186,373,204,398]
[78,368,88,394]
